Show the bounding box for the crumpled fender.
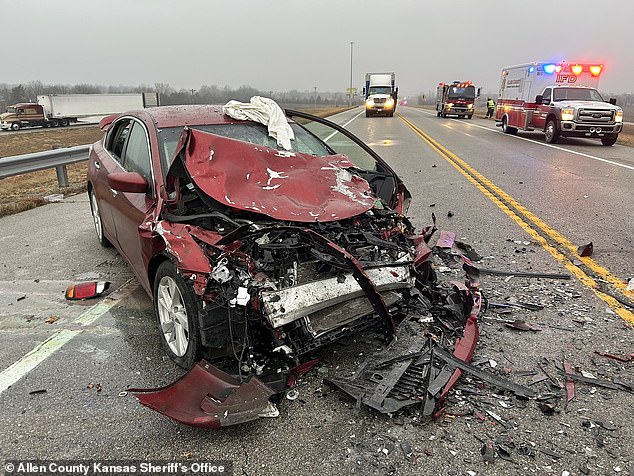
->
[130,361,276,428]
[152,221,224,295]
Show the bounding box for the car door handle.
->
[94,160,101,169]
[110,188,118,198]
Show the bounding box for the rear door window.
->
[105,119,132,163]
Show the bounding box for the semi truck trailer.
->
[0,93,159,131]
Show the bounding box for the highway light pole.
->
[349,41,354,106]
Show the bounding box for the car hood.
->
[556,100,621,111]
[0,112,13,120]
[169,128,376,222]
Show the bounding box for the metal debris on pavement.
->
[577,242,594,257]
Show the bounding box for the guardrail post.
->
[55,165,69,188]
[52,146,69,188]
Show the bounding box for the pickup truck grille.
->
[577,108,614,123]
[373,98,386,104]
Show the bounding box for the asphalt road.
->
[0,108,632,476]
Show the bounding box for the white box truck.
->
[363,73,398,117]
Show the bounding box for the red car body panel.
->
[87,105,481,428]
[130,361,275,428]
[173,128,376,223]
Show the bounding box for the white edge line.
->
[0,284,137,395]
[416,108,634,171]
[324,109,364,142]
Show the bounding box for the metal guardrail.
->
[0,145,91,186]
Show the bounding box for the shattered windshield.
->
[159,122,332,172]
[448,86,476,99]
[553,88,604,102]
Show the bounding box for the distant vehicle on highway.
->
[0,93,159,131]
[363,72,398,117]
[436,81,480,119]
[496,62,623,146]
[85,102,452,426]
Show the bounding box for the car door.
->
[533,87,552,130]
[111,120,155,289]
[92,118,132,239]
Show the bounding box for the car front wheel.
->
[601,136,618,146]
[154,261,202,369]
[544,119,559,143]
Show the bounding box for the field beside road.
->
[0,127,102,217]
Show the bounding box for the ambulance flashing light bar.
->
[503,63,603,77]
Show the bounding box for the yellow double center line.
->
[398,113,634,323]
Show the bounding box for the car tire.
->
[365,111,370,117]
[60,119,69,127]
[153,260,202,369]
[11,123,20,131]
[502,116,518,135]
[89,189,111,247]
[601,136,618,146]
[467,114,473,119]
[436,110,441,117]
[544,119,559,143]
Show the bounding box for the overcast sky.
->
[2,0,633,97]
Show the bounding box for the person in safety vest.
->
[485,97,495,118]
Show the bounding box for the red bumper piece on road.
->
[130,361,275,428]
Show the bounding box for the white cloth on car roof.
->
[222,96,295,151]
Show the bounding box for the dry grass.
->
[0,126,101,217]
[0,107,353,218]
[0,163,89,217]
[0,126,103,158]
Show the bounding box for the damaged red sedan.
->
[87,101,480,427]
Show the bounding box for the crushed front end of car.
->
[131,126,481,428]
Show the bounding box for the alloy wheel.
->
[157,276,190,357]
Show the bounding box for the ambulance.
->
[495,62,623,146]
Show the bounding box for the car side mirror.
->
[535,95,544,105]
[609,98,617,105]
[362,87,366,95]
[477,87,481,98]
[108,171,149,194]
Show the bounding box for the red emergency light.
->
[571,64,583,75]
[589,65,603,76]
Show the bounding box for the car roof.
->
[129,105,245,129]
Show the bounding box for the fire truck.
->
[436,81,480,119]
[495,62,623,146]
